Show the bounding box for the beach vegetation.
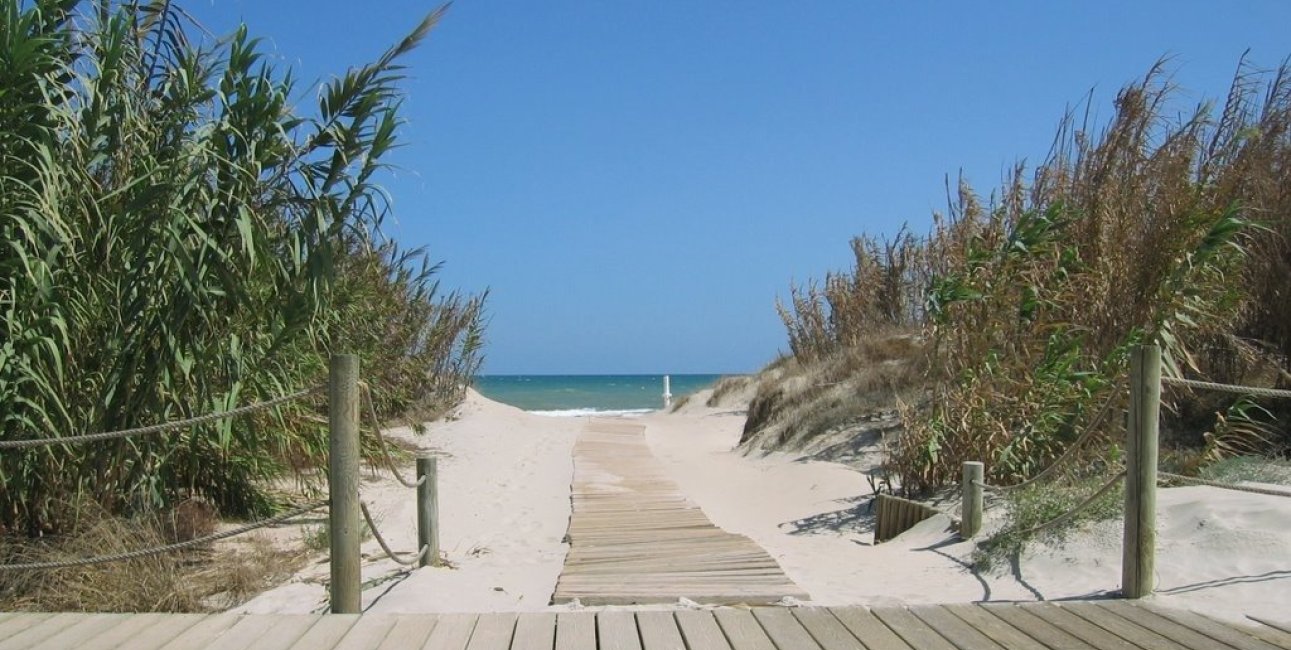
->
[0,0,483,540]
[759,56,1291,502]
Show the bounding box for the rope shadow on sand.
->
[1157,569,1291,595]
[779,495,877,538]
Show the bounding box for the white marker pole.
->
[663,375,672,409]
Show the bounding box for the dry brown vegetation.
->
[758,57,1291,495]
[0,501,308,612]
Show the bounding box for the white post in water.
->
[663,375,672,409]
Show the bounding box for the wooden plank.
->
[205,615,286,650]
[465,613,517,650]
[1022,604,1139,650]
[1060,603,1190,650]
[251,616,332,650]
[598,611,643,650]
[1240,619,1291,650]
[377,616,439,650]
[1250,617,1291,637]
[335,614,400,650]
[0,613,83,650]
[908,605,1004,650]
[285,614,361,650]
[752,607,821,649]
[792,608,866,650]
[29,613,132,650]
[713,609,776,650]
[105,615,206,650]
[155,614,243,650]
[870,607,957,650]
[511,613,556,650]
[829,607,913,650]
[0,614,55,643]
[423,613,479,650]
[1137,604,1284,650]
[978,604,1095,650]
[941,604,1047,650]
[636,611,685,650]
[674,610,733,650]
[555,612,596,650]
[1094,602,1247,650]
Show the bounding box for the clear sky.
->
[184,1,1290,374]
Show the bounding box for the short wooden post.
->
[1122,344,1160,598]
[416,455,439,568]
[328,354,362,614]
[961,461,984,538]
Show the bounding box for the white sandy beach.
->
[236,387,1291,624]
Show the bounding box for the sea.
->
[473,374,724,417]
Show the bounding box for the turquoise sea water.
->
[474,374,724,416]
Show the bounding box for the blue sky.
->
[185,1,1291,374]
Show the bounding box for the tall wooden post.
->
[417,455,440,568]
[1123,344,1160,598]
[961,461,984,538]
[329,354,362,613]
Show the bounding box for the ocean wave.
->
[527,408,654,418]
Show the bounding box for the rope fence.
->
[0,355,442,615]
[0,385,325,450]
[1160,376,1291,400]
[0,501,328,571]
[359,501,430,567]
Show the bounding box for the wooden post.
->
[328,354,362,614]
[1122,344,1160,599]
[417,455,439,568]
[961,461,984,538]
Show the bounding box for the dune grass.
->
[767,56,1291,495]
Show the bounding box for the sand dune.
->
[236,388,1291,624]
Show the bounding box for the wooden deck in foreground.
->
[0,601,1287,649]
[552,419,807,605]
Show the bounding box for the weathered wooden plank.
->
[465,613,518,650]
[155,614,243,650]
[285,614,361,650]
[1094,602,1248,650]
[979,604,1096,650]
[511,613,556,650]
[1023,604,1139,650]
[103,612,206,648]
[1240,619,1291,650]
[555,612,596,650]
[752,607,822,649]
[713,609,776,650]
[423,613,479,650]
[940,604,1049,650]
[377,616,438,650]
[1249,616,1291,637]
[262,616,339,650]
[1136,604,1283,650]
[674,610,733,650]
[870,607,957,650]
[28,613,131,650]
[0,612,83,649]
[908,605,1005,650]
[636,611,685,650]
[205,615,286,650]
[1060,603,1189,650]
[335,614,400,650]
[829,607,913,650]
[0,614,55,643]
[792,607,865,650]
[598,611,643,650]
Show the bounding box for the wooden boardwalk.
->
[552,419,807,605]
[0,602,1287,649]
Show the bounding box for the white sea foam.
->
[527,408,654,418]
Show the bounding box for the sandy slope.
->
[236,387,1291,623]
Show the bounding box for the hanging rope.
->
[358,383,425,489]
[0,386,325,449]
[1160,377,1291,400]
[358,500,428,567]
